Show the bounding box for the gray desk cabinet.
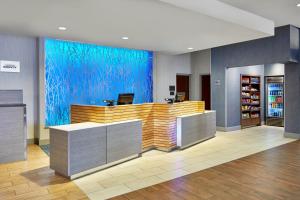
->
[0,106,27,163]
[177,111,216,149]
[50,123,107,177]
[107,121,142,163]
[50,120,142,179]
[69,127,107,175]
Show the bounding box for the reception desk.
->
[50,120,142,179]
[177,111,216,149]
[71,101,206,151]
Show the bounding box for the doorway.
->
[201,75,211,110]
[176,75,190,101]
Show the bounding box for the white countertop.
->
[50,122,105,131]
[177,110,216,118]
[50,119,141,132]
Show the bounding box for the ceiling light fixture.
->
[122,36,129,40]
[58,26,67,31]
[297,3,300,7]
[187,47,194,50]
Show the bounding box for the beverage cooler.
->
[265,76,284,127]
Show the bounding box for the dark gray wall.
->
[211,25,299,128]
[0,34,38,140]
[285,62,300,134]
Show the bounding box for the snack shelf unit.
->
[240,75,261,128]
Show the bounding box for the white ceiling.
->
[0,0,274,54]
[219,0,300,27]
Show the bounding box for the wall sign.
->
[215,80,221,86]
[0,60,20,73]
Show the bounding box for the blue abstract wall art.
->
[45,38,153,126]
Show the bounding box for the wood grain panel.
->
[71,101,205,151]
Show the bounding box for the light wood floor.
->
[0,145,88,200]
[111,140,300,200]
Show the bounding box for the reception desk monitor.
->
[117,93,134,105]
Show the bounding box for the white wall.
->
[153,50,211,103]
[153,52,192,102]
[190,50,211,100]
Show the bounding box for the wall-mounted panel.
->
[45,39,153,126]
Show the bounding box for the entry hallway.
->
[0,126,297,200]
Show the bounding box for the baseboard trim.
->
[39,139,50,145]
[284,132,300,139]
[27,139,35,144]
[217,125,241,132]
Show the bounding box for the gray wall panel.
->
[107,121,142,163]
[0,34,38,140]
[0,106,26,163]
[284,63,300,134]
[69,127,107,175]
[178,112,216,148]
[50,129,69,176]
[0,90,23,104]
[50,121,142,178]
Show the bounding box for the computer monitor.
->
[117,93,134,105]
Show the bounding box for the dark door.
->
[201,75,211,110]
[176,75,190,100]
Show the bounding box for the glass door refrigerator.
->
[265,76,284,127]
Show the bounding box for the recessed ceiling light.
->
[297,3,300,7]
[58,26,67,31]
[187,47,194,50]
[122,36,129,40]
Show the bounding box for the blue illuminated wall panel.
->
[45,38,153,126]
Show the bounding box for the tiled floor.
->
[74,126,296,200]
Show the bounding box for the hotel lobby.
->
[0,0,300,200]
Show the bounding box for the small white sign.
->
[215,80,221,86]
[0,60,20,73]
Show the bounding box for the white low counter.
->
[177,111,216,149]
[50,122,106,131]
[50,120,142,179]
